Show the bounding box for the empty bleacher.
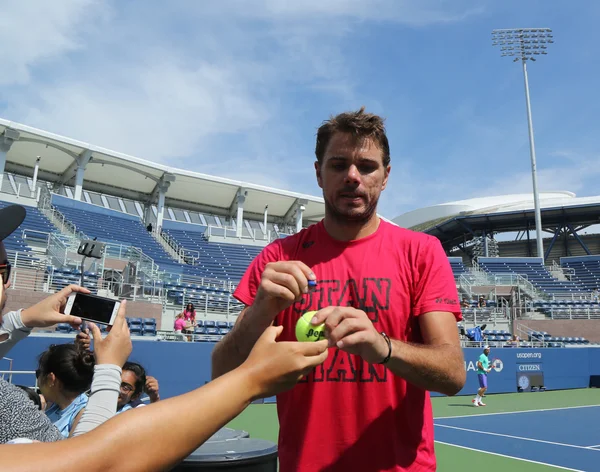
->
[449,257,468,278]
[561,256,600,292]
[0,200,56,259]
[531,299,600,319]
[478,257,582,297]
[163,227,261,281]
[526,330,589,347]
[53,201,178,269]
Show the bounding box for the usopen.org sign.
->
[516,352,543,360]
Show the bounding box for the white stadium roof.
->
[0,118,327,223]
[393,191,600,230]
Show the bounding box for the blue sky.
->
[1,0,599,220]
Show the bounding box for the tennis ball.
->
[295,311,326,342]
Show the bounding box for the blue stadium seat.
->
[56,323,72,333]
[130,325,143,336]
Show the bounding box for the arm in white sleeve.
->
[71,364,122,437]
[0,310,32,358]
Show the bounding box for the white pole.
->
[32,156,40,195]
[522,59,544,262]
[263,205,268,240]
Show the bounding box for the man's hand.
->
[241,325,328,399]
[254,261,316,318]
[311,306,389,364]
[145,376,160,403]
[21,285,90,329]
[88,301,132,367]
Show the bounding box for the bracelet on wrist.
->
[378,332,392,365]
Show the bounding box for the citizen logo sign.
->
[518,364,542,371]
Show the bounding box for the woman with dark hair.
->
[36,344,95,437]
[182,303,196,325]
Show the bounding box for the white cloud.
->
[478,152,600,198]
[0,0,485,210]
[0,0,108,86]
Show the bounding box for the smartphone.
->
[64,293,120,326]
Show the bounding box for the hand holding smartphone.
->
[64,292,121,326]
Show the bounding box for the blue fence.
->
[5,337,600,401]
[438,347,600,397]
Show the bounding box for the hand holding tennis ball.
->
[295,311,326,342]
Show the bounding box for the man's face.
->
[484,349,490,356]
[315,132,390,225]
[118,370,139,409]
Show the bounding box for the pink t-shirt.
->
[183,310,195,322]
[174,318,186,331]
[233,219,461,472]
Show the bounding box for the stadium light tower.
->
[492,28,554,262]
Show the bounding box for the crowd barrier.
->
[5,337,600,400]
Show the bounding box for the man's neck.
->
[323,214,381,242]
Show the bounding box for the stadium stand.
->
[478,257,583,296]
[0,200,56,259]
[561,255,600,292]
[531,299,600,319]
[448,257,468,277]
[53,202,179,270]
[163,227,261,280]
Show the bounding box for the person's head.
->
[186,303,195,312]
[0,205,26,316]
[36,344,95,403]
[314,107,391,226]
[118,361,147,409]
[483,345,491,356]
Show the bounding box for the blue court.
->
[435,405,600,471]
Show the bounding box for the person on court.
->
[473,345,492,407]
[211,107,466,472]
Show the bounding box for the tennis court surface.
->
[228,389,600,471]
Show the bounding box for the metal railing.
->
[159,230,197,264]
[205,225,270,242]
[0,358,38,387]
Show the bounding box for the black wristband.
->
[378,332,392,365]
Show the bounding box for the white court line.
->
[435,423,600,451]
[435,440,584,472]
[435,403,600,420]
[587,445,600,449]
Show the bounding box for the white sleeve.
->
[71,364,122,437]
[0,310,32,358]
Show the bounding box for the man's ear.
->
[381,165,391,191]
[315,161,323,189]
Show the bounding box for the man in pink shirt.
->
[211,107,465,471]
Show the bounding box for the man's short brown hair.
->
[315,106,390,167]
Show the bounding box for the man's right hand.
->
[240,325,328,400]
[254,261,316,317]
